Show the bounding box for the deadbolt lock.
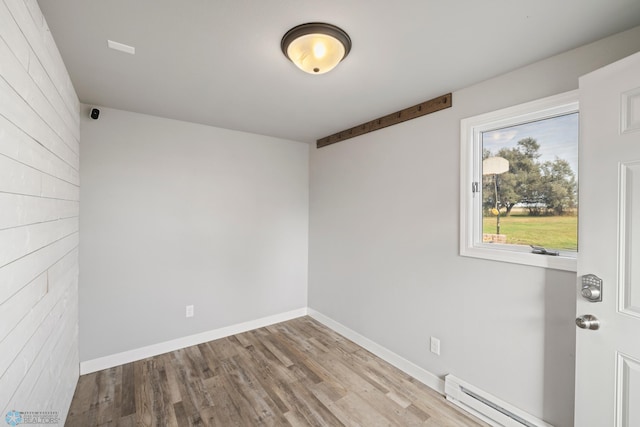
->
[581,274,603,302]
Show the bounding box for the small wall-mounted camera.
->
[89,107,100,120]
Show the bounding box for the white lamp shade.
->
[482,156,510,175]
[286,33,346,74]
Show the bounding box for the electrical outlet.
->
[186,305,194,318]
[430,336,440,355]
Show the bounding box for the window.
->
[460,91,579,271]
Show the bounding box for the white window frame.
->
[460,90,578,272]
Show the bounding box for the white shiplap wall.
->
[0,0,80,421]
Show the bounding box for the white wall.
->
[0,0,80,421]
[79,107,309,362]
[308,26,640,427]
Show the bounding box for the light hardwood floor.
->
[66,317,488,426]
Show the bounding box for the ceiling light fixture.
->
[281,22,351,75]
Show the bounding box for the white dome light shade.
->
[281,23,351,75]
[286,33,345,74]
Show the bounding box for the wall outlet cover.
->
[430,337,440,355]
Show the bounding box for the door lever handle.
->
[576,314,600,330]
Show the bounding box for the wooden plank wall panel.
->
[0,273,48,342]
[0,115,80,186]
[4,0,80,143]
[0,154,80,200]
[0,217,78,267]
[0,1,28,68]
[6,257,78,410]
[0,194,79,229]
[0,233,78,304]
[0,73,79,168]
[0,273,78,409]
[0,0,79,422]
[25,0,80,121]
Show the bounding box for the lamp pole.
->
[494,173,500,234]
[482,157,509,237]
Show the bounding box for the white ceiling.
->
[37,0,640,143]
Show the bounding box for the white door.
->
[575,51,640,426]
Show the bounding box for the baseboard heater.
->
[444,375,553,427]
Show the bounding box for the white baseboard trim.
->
[80,307,308,374]
[307,308,445,395]
[81,306,445,397]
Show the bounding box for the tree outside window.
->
[481,113,578,251]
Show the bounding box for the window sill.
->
[460,244,577,272]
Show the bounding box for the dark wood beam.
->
[317,93,452,148]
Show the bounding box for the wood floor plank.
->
[343,346,475,425]
[306,383,355,427]
[170,355,208,426]
[242,332,299,385]
[202,375,243,426]
[157,353,183,405]
[171,401,191,427]
[286,380,345,427]
[216,362,279,426]
[67,371,97,409]
[232,345,291,414]
[115,413,135,427]
[334,392,395,426]
[119,363,136,417]
[96,367,119,425]
[226,354,290,426]
[234,331,253,348]
[132,360,153,427]
[150,358,179,427]
[207,336,239,361]
[263,336,296,368]
[65,317,489,427]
